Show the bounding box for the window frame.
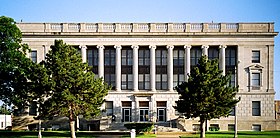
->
[138,47,150,90]
[30,50,37,63]
[252,101,261,116]
[252,50,260,63]
[156,47,168,90]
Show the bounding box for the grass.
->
[0,131,280,138]
[180,131,280,138]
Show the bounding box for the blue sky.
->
[1,0,280,98]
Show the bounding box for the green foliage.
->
[209,126,220,131]
[0,16,41,109]
[0,104,11,114]
[39,40,109,120]
[124,122,154,134]
[174,56,239,122]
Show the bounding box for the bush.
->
[124,122,154,134]
[209,126,220,131]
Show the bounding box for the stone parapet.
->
[16,22,276,34]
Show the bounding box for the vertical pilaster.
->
[79,45,87,63]
[219,45,227,75]
[132,45,139,91]
[114,45,122,91]
[149,45,157,91]
[184,46,191,80]
[201,45,209,57]
[167,45,174,91]
[97,45,105,78]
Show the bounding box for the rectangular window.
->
[157,101,166,122]
[139,101,149,122]
[139,47,150,90]
[252,101,261,116]
[104,47,116,89]
[105,101,113,116]
[252,73,260,87]
[252,124,261,131]
[208,46,219,60]
[225,46,237,87]
[228,124,235,131]
[31,50,37,63]
[190,47,202,68]
[173,48,185,87]
[156,47,167,90]
[252,51,260,63]
[87,47,98,74]
[121,47,133,90]
[192,124,200,131]
[122,101,131,122]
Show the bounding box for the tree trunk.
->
[200,119,206,138]
[69,107,76,138]
[69,119,76,138]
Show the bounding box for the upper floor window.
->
[208,46,219,60]
[173,48,185,87]
[252,73,260,87]
[252,51,260,63]
[121,47,133,90]
[31,50,37,63]
[156,47,167,90]
[139,47,150,90]
[190,47,202,68]
[87,47,98,74]
[104,47,116,89]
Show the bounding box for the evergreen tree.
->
[40,40,109,138]
[174,56,239,138]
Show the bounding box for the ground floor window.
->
[157,108,166,122]
[122,101,132,122]
[157,101,167,122]
[122,108,131,122]
[192,124,200,131]
[140,108,149,122]
[252,124,261,131]
[228,124,235,131]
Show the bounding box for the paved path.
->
[97,135,122,138]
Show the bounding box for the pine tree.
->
[174,56,239,138]
[40,40,109,138]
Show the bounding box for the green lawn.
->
[1,131,280,138]
[180,131,280,138]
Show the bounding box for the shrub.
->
[124,122,154,134]
[209,126,220,131]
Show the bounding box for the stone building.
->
[16,22,277,131]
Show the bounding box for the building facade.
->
[16,22,277,131]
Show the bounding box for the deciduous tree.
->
[174,56,239,138]
[0,16,39,109]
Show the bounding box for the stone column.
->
[132,45,139,91]
[219,45,227,75]
[167,45,174,91]
[114,45,122,91]
[201,45,209,57]
[184,46,191,80]
[149,45,156,91]
[97,45,105,78]
[79,45,87,63]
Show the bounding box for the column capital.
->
[79,45,87,49]
[131,45,139,49]
[97,45,105,49]
[166,45,174,49]
[114,45,122,49]
[219,45,227,49]
[184,45,192,49]
[201,45,209,49]
[149,45,157,49]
